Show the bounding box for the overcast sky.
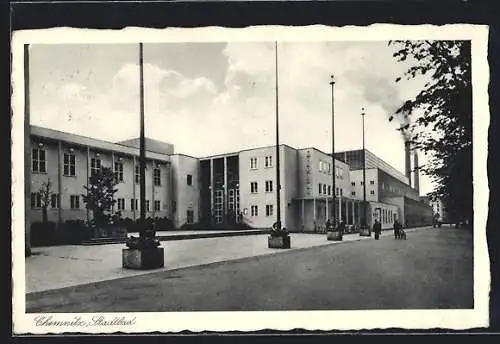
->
[29,41,435,195]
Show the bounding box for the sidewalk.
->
[25,226,430,294]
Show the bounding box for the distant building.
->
[421,196,448,223]
[334,147,434,228]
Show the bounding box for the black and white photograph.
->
[11,25,490,333]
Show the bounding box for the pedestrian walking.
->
[373,220,382,240]
[339,220,345,236]
[393,219,401,240]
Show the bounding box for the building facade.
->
[28,125,434,232]
[335,148,433,228]
[28,126,173,229]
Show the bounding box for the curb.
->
[80,230,270,246]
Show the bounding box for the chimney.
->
[413,150,420,194]
[405,140,412,186]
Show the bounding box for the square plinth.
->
[359,228,372,237]
[327,231,343,241]
[268,235,291,249]
[122,247,165,270]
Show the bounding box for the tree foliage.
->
[82,167,120,228]
[389,40,472,224]
[39,179,53,224]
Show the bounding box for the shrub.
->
[57,219,92,244]
[31,221,56,247]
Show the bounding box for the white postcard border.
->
[11,24,490,334]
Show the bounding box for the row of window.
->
[31,193,79,209]
[250,156,273,170]
[250,204,274,217]
[351,180,375,186]
[351,190,376,196]
[33,148,165,186]
[318,161,345,180]
[31,192,162,212]
[380,208,396,224]
[318,183,344,197]
[250,180,273,193]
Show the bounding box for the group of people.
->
[372,219,405,240]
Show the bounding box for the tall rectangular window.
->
[318,183,322,194]
[154,168,161,186]
[135,165,140,184]
[250,157,258,169]
[250,182,258,193]
[340,188,343,196]
[323,184,327,195]
[187,174,193,186]
[145,200,150,211]
[31,192,42,208]
[91,158,101,177]
[130,198,138,211]
[51,194,60,208]
[265,180,273,192]
[351,181,356,186]
[336,187,339,196]
[114,162,124,182]
[328,185,331,196]
[266,204,273,217]
[63,153,76,176]
[154,200,161,211]
[32,148,47,173]
[251,205,258,216]
[370,190,375,195]
[370,180,375,185]
[70,195,80,209]
[265,156,273,168]
[117,198,125,211]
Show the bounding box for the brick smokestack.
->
[413,150,420,194]
[405,140,412,187]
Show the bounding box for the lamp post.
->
[360,107,370,235]
[330,75,336,224]
[327,75,342,241]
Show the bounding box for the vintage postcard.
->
[11,24,490,334]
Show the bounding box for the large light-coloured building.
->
[29,126,176,228]
[28,125,433,232]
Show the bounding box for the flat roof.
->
[199,143,298,160]
[31,125,171,162]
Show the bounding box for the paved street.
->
[26,226,473,312]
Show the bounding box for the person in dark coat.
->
[339,220,345,235]
[393,219,401,240]
[373,220,382,240]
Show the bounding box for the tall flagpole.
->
[275,41,281,229]
[330,75,335,224]
[361,107,367,228]
[24,44,32,256]
[139,43,147,239]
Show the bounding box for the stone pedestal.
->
[327,231,343,241]
[122,247,165,270]
[268,235,291,249]
[359,227,371,237]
